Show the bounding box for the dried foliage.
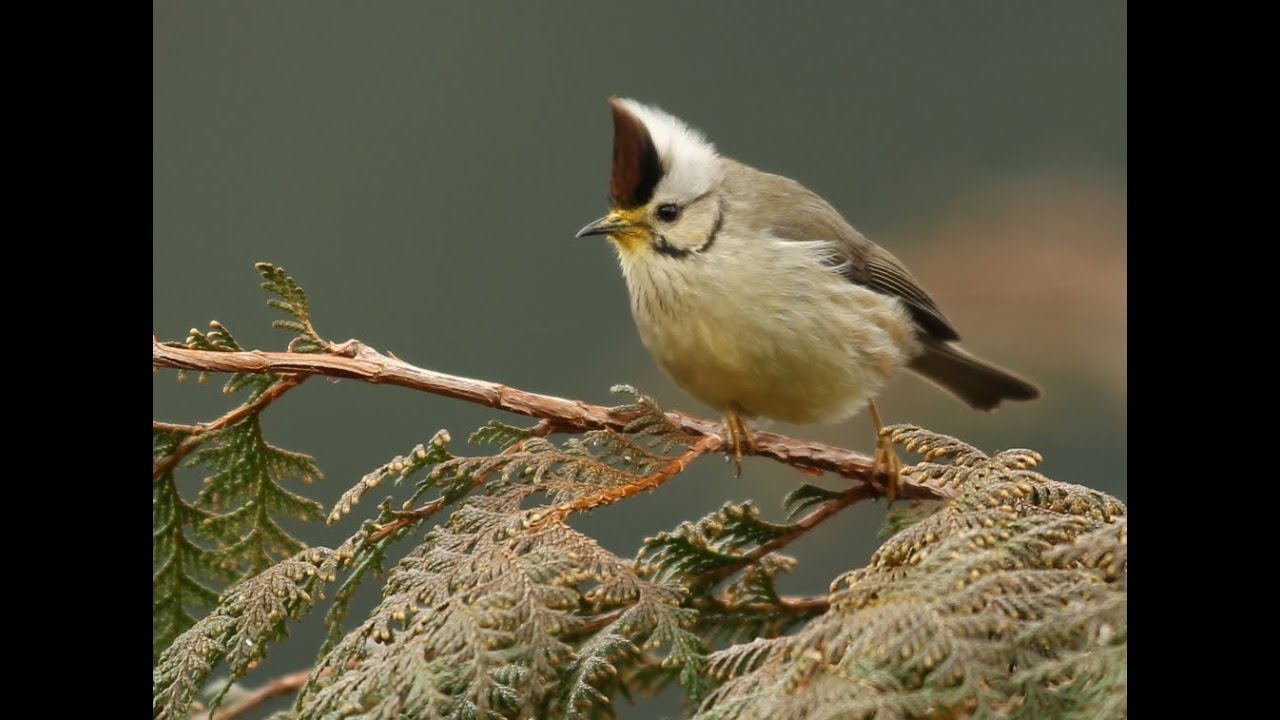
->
[697,428,1126,720]
[153,264,1127,720]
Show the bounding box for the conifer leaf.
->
[184,321,276,399]
[470,420,539,449]
[696,428,1127,720]
[188,417,324,578]
[154,269,1131,720]
[153,548,336,719]
[329,430,454,524]
[297,483,699,719]
[608,384,697,452]
[782,483,844,520]
[638,501,793,584]
[155,426,222,661]
[256,262,325,352]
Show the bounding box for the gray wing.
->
[844,245,960,342]
[743,166,960,342]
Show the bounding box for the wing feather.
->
[729,162,961,342]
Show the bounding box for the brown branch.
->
[774,594,830,614]
[703,594,832,618]
[364,495,452,545]
[207,667,310,720]
[152,340,951,500]
[152,374,304,482]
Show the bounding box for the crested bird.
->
[577,98,1040,493]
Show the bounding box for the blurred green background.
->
[154,2,1125,717]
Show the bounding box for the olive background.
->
[153,2,1125,717]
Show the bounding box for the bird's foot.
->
[867,400,902,503]
[872,432,903,503]
[722,410,757,477]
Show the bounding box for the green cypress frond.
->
[470,420,540,449]
[155,425,223,661]
[153,491,221,662]
[153,547,336,719]
[638,501,793,584]
[189,416,324,577]
[635,501,814,651]
[782,483,844,520]
[184,321,277,399]
[256,262,325,352]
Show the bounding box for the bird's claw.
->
[723,411,756,478]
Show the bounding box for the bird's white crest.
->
[612,98,721,201]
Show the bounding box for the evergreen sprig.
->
[696,427,1127,720]
[154,270,328,671]
[296,485,700,719]
[257,261,325,352]
[154,427,222,662]
[190,416,326,577]
[185,321,276,398]
[153,547,337,719]
[153,265,1129,719]
[638,501,793,584]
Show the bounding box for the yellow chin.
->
[608,232,649,254]
[605,209,651,254]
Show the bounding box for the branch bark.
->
[206,668,310,719]
[152,339,950,500]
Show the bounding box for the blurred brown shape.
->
[901,169,1127,401]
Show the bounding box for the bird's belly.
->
[629,257,917,424]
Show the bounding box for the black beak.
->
[576,214,631,238]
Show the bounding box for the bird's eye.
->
[655,203,680,223]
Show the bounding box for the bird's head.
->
[577,98,725,258]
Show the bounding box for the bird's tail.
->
[908,341,1041,411]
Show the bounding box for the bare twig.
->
[207,668,310,719]
[152,375,304,482]
[774,594,830,613]
[151,340,950,500]
[153,421,199,434]
[703,594,832,618]
[365,495,452,545]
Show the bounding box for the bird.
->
[576,97,1040,493]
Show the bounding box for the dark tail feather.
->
[908,342,1041,411]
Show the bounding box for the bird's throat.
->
[607,230,649,255]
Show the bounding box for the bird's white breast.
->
[617,236,918,424]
